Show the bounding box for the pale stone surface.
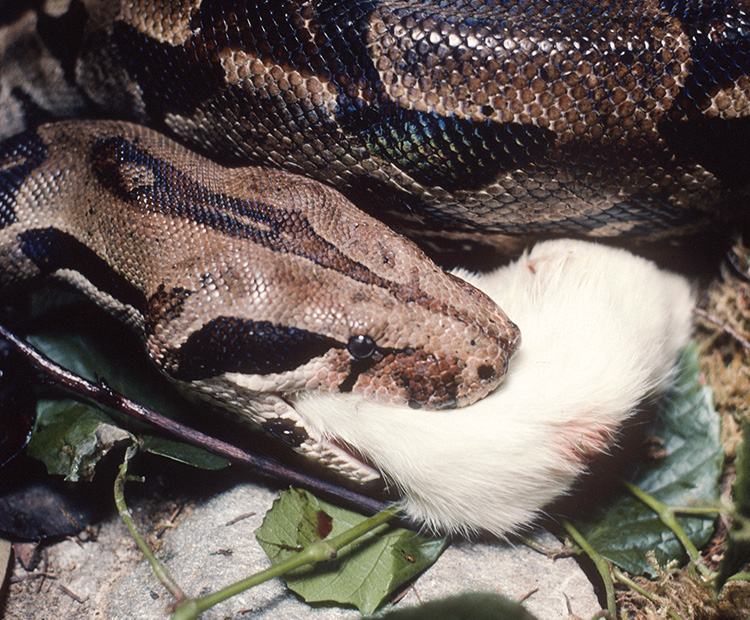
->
[4,482,601,619]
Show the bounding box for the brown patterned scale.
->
[2,0,747,252]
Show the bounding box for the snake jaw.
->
[297,434,383,484]
[254,393,385,484]
[187,374,385,483]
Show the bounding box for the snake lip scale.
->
[0,0,746,532]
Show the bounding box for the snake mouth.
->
[286,410,383,484]
[185,372,383,484]
[298,435,383,484]
[341,344,516,410]
[254,392,383,484]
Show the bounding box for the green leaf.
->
[574,343,724,576]
[26,400,133,481]
[26,328,191,422]
[363,592,540,620]
[25,323,234,477]
[256,488,448,614]
[717,421,750,589]
[140,435,230,470]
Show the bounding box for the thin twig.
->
[58,584,88,604]
[115,444,188,604]
[0,323,388,517]
[225,512,256,526]
[37,551,49,594]
[156,504,185,538]
[694,308,750,352]
[613,567,686,620]
[518,586,538,603]
[392,582,421,605]
[408,582,423,604]
[9,571,58,583]
[562,520,615,618]
[171,505,401,620]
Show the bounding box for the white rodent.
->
[295,239,694,535]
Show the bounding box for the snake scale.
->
[0,1,748,483]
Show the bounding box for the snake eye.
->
[347,335,377,360]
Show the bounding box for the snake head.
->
[155,236,518,413]
[327,266,521,410]
[119,148,520,410]
[148,205,518,412]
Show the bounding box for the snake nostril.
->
[477,364,495,381]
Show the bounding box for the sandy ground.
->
[1,482,599,619]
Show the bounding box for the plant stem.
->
[670,506,721,517]
[612,567,686,620]
[0,322,388,516]
[621,480,712,577]
[561,520,615,618]
[171,505,401,620]
[115,444,187,603]
[514,533,580,557]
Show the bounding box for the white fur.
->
[294,239,694,535]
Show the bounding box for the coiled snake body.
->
[0,0,748,480]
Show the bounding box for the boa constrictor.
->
[0,1,747,483]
